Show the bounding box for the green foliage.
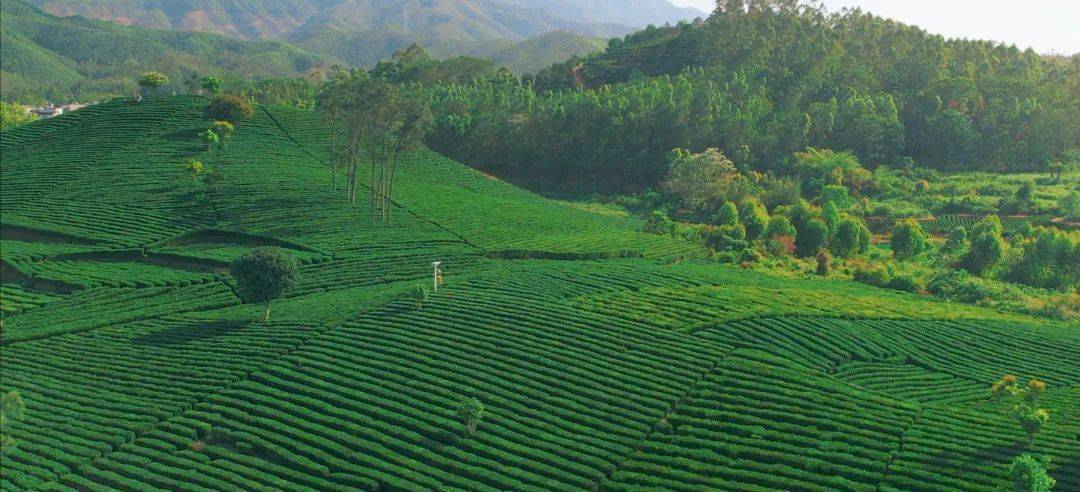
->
[200,76,222,94]
[1004,227,1080,290]
[1009,454,1057,492]
[410,283,431,309]
[0,102,38,131]
[795,219,828,258]
[713,201,740,227]
[765,215,796,240]
[946,226,969,253]
[832,218,870,258]
[992,375,1051,446]
[815,250,831,276]
[200,128,219,150]
[183,159,203,179]
[820,185,852,210]
[1059,191,1080,220]
[739,200,769,241]
[891,219,930,260]
[211,120,234,140]
[0,390,25,453]
[961,216,1007,276]
[644,210,677,237]
[662,148,737,212]
[205,95,254,124]
[229,247,300,321]
[455,397,485,438]
[137,71,169,91]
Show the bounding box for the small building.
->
[26,103,63,119]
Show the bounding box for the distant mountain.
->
[469,31,609,75]
[24,1,698,69]
[1,0,335,103]
[27,0,661,42]
[508,0,705,28]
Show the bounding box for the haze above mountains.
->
[2,0,702,102]
[27,0,704,45]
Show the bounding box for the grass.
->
[0,98,1076,491]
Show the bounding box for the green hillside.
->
[0,98,1077,490]
[0,0,335,103]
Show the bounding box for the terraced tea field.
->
[1,98,1076,491]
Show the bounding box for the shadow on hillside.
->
[131,320,247,346]
[933,440,1031,470]
[1057,453,1079,488]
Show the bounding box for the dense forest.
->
[424,1,1078,188]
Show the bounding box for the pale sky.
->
[669,0,1080,54]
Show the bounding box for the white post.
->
[432,261,442,292]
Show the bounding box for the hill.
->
[0,0,335,103]
[508,0,705,28]
[23,0,672,71]
[27,0,701,41]
[1,97,1077,490]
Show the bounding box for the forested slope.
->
[426,1,1078,192]
[0,98,1076,491]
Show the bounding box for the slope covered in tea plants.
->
[0,98,1076,491]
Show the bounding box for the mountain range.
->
[27,0,704,42]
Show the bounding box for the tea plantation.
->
[1,98,1076,491]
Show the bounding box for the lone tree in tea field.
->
[1009,454,1057,492]
[230,247,299,322]
[410,283,430,309]
[992,375,1051,446]
[200,128,219,152]
[211,121,234,149]
[456,397,485,438]
[137,72,169,95]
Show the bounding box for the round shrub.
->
[205,95,254,124]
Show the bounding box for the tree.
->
[184,159,203,179]
[411,283,430,309]
[200,129,219,152]
[961,216,1006,275]
[331,78,431,222]
[946,226,969,253]
[816,250,831,276]
[740,200,769,241]
[230,247,299,322]
[891,218,930,260]
[456,397,485,438]
[644,210,676,237]
[1,390,25,453]
[200,76,222,95]
[211,121,234,146]
[0,102,38,131]
[713,201,739,227]
[796,219,828,257]
[992,375,1051,446]
[1061,191,1080,220]
[832,218,869,257]
[1009,454,1056,492]
[662,148,737,212]
[205,95,254,124]
[137,72,169,94]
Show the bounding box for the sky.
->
[668,0,1080,54]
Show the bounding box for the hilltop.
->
[0,0,335,103]
[0,97,1077,490]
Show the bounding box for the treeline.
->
[424,1,1078,189]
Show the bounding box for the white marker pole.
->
[432,261,442,292]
